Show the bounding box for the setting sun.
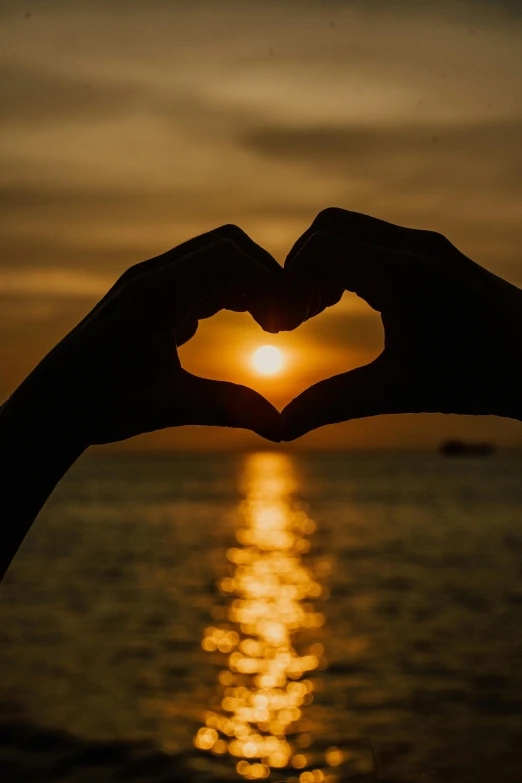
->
[252,345,284,376]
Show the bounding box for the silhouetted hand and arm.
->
[3,209,522,576]
[281,208,522,440]
[0,226,282,579]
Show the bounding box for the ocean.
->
[1,451,522,783]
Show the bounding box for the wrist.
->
[489,357,522,423]
[493,393,522,423]
[0,395,87,580]
[0,393,87,464]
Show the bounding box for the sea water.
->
[1,452,522,782]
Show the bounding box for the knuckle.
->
[115,265,139,287]
[313,206,346,228]
[213,223,247,245]
[419,229,453,251]
[121,273,154,303]
[424,229,445,243]
[302,231,326,254]
[305,229,341,256]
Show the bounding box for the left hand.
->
[3,226,283,447]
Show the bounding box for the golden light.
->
[195,454,327,779]
[325,747,344,767]
[251,345,284,376]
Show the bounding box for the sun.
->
[251,345,285,376]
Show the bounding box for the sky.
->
[1,0,522,451]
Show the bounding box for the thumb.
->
[176,372,282,442]
[280,356,403,441]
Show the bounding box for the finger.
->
[193,289,258,320]
[133,239,277,330]
[175,317,199,347]
[84,226,282,332]
[126,223,282,282]
[276,271,317,331]
[190,290,231,322]
[129,225,282,332]
[286,207,452,265]
[281,229,395,331]
[277,273,344,332]
[305,282,344,319]
[176,288,256,347]
[280,356,404,441]
[281,209,432,331]
[176,372,281,442]
[285,231,421,314]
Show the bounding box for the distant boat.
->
[439,439,496,457]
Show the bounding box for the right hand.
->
[281,208,522,440]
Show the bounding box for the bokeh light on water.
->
[3,454,522,781]
[194,453,338,782]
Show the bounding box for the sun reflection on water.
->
[195,453,338,781]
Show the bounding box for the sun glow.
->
[251,345,284,376]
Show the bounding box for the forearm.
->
[489,344,522,423]
[0,399,85,580]
[495,388,522,423]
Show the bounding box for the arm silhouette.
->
[281,208,522,440]
[3,209,521,575]
[0,226,282,579]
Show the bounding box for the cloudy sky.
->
[1,0,522,450]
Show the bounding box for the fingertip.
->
[175,317,198,346]
[248,397,283,442]
[250,300,282,334]
[256,423,283,444]
[279,395,317,442]
[280,371,356,439]
[281,360,394,440]
[183,374,282,440]
[276,273,315,332]
[279,426,305,443]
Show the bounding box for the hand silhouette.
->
[3,226,283,447]
[281,208,522,439]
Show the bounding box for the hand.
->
[281,208,522,439]
[3,226,283,447]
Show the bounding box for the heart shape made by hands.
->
[174,207,522,444]
[2,209,520,589]
[11,208,519,454]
